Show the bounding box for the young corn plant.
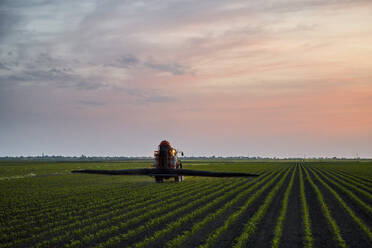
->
[271,165,297,248]
[303,167,346,248]
[233,168,292,248]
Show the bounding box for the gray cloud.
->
[144,59,188,75]
[0,62,10,70]
[1,0,371,157]
[0,66,106,91]
[62,80,105,91]
[121,87,177,104]
[145,95,176,103]
[1,67,70,83]
[108,54,189,75]
[2,0,361,82]
[117,54,139,68]
[0,8,22,41]
[77,100,107,106]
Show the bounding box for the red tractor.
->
[154,140,183,182]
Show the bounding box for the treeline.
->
[0,156,368,161]
[0,156,152,162]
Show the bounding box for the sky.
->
[1,0,372,158]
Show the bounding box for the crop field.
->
[1,160,372,248]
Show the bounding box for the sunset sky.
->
[1,0,372,157]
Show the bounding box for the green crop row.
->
[1,180,208,243]
[313,167,372,216]
[37,178,235,248]
[331,168,372,183]
[1,183,147,235]
[165,170,279,248]
[309,167,372,243]
[323,168,372,195]
[271,165,297,248]
[1,179,137,222]
[100,171,276,248]
[299,166,313,248]
[303,166,347,248]
[327,168,372,187]
[3,179,226,248]
[1,180,203,238]
[233,168,293,248]
[4,161,371,248]
[199,168,289,248]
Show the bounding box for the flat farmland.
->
[1,160,372,248]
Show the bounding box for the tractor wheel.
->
[175,176,183,182]
[155,176,163,183]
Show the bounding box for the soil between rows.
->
[280,166,303,248]
[120,178,253,247]
[32,181,223,248]
[303,168,338,248]
[324,169,372,198]
[179,170,282,248]
[308,169,372,248]
[22,183,198,237]
[332,169,372,185]
[243,168,293,248]
[217,170,289,248]
[314,169,372,228]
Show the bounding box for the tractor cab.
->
[154,140,183,182]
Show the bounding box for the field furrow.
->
[271,165,297,248]
[198,168,291,248]
[307,167,372,247]
[5,179,228,247]
[232,167,293,248]
[37,178,239,248]
[304,168,347,247]
[329,168,372,184]
[1,180,207,239]
[165,170,282,248]
[130,169,282,248]
[2,160,372,248]
[322,168,372,195]
[299,165,313,248]
[312,167,372,220]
